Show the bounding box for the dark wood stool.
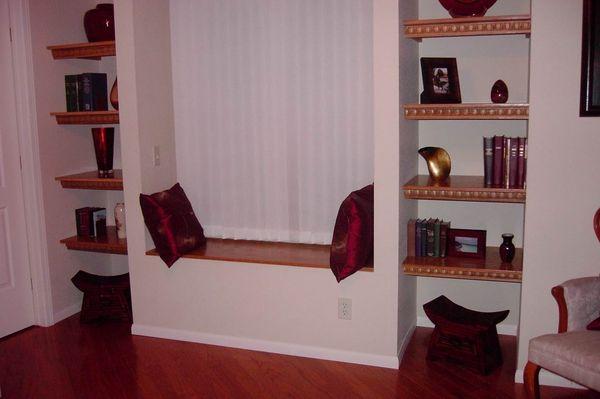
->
[71,271,132,323]
[423,295,509,375]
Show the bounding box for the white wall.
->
[28,0,125,321]
[517,0,600,377]
[415,0,530,331]
[117,0,408,367]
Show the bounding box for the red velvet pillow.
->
[587,315,600,331]
[139,183,206,267]
[330,184,374,282]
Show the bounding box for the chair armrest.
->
[553,276,600,332]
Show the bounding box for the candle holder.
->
[91,127,114,178]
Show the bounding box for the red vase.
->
[491,80,509,103]
[499,233,515,263]
[438,0,497,18]
[84,4,115,42]
[92,128,114,178]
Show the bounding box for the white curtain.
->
[170,0,374,244]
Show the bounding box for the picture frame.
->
[447,228,486,259]
[580,0,600,116]
[420,57,462,104]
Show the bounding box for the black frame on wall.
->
[580,0,600,116]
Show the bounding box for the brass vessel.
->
[418,146,451,182]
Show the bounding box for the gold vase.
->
[418,146,451,182]
[110,78,118,110]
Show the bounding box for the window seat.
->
[146,238,374,271]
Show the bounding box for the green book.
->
[65,74,79,112]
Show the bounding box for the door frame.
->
[6,0,53,326]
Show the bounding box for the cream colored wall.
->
[117,0,409,364]
[517,0,600,371]
[28,0,125,319]
[415,0,530,330]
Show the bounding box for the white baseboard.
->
[417,316,518,336]
[514,369,586,390]
[52,303,81,324]
[132,324,399,369]
[397,323,416,359]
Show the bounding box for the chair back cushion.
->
[562,276,600,331]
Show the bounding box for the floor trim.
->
[132,323,399,369]
[417,316,518,336]
[53,303,81,324]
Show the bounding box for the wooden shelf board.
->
[50,111,119,125]
[403,175,526,203]
[404,15,531,39]
[55,170,123,191]
[60,226,127,255]
[47,41,115,60]
[403,103,529,120]
[403,247,522,283]
[147,238,374,271]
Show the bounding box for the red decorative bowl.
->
[84,4,115,42]
[438,0,497,18]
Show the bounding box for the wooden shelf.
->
[404,15,531,40]
[55,170,123,191]
[403,103,528,120]
[403,248,522,283]
[403,175,525,203]
[147,238,374,271]
[50,111,119,125]
[60,226,127,255]
[47,41,115,60]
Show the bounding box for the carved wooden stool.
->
[423,295,509,375]
[71,271,132,323]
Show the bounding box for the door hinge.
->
[9,27,12,42]
[19,156,22,170]
[30,277,33,291]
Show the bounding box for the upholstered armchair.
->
[524,276,600,398]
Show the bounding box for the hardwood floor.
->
[0,316,598,399]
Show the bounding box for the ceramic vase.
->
[491,80,509,103]
[115,202,126,239]
[84,4,115,42]
[418,147,451,182]
[499,233,515,263]
[110,78,119,110]
[91,127,114,178]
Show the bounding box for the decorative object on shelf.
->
[448,228,486,259]
[115,202,126,239]
[91,127,114,178]
[110,78,119,110]
[84,3,115,43]
[438,0,497,18]
[418,146,451,182]
[420,58,461,104]
[594,207,600,243]
[490,79,508,103]
[499,233,515,263]
[580,0,600,116]
[75,207,107,237]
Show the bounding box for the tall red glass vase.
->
[92,128,114,178]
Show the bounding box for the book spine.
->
[91,73,108,111]
[75,207,91,237]
[433,219,440,257]
[78,74,93,112]
[407,219,416,257]
[523,138,528,188]
[440,221,450,258]
[483,137,493,187]
[509,138,518,188]
[65,75,79,112]
[503,137,511,188]
[492,135,504,186]
[517,137,526,188]
[426,218,435,257]
[420,220,427,257]
[415,219,422,257]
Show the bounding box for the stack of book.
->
[483,135,527,189]
[65,73,108,112]
[407,218,451,258]
[76,207,107,237]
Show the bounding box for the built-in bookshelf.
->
[403,103,528,120]
[55,170,123,191]
[60,226,127,255]
[47,41,115,60]
[50,111,119,125]
[404,14,530,40]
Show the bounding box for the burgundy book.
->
[483,137,493,187]
[517,137,526,188]
[492,135,504,186]
[503,137,511,188]
[415,219,422,257]
[407,219,416,257]
[523,138,528,188]
[509,138,518,188]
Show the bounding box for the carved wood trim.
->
[55,170,123,191]
[50,111,119,125]
[403,264,522,282]
[404,15,531,39]
[551,285,568,333]
[47,41,115,60]
[403,103,529,120]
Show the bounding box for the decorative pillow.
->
[139,183,206,267]
[330,184,374,282]
[587,315,600,331]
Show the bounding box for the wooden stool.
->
[71,271,132,323]
[423,295,509,375]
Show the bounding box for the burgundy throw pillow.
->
[587,315,600,331]
[139,183,206,267]
[330,184,374,282]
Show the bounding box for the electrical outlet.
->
[153,145,161,166]
[338,297,352,320]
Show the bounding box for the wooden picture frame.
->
[448,228,486,259]
[580,0,600,116]
[420,57,462,104]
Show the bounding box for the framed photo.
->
[448,228,486,259]
[580,0,600,116]
[420,57,462,104]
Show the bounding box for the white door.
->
[0,0,34,337]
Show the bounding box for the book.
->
[517,137,526,188]
[503,137,511,188]
[407,219,416,257]
[75,207,92,236]
[509,138,518,188]
[483,137,493,187]
[440,221,450,257]
[77,73,108,111]
[492,135,504,186]
[65,75,79,112]
[523,137,528,188]
[426,218,435,257]
[420,219,427,257]
[415,219,422,257]
[75,207,106,237]
[433,219,441,257]
[91,208,107,237]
